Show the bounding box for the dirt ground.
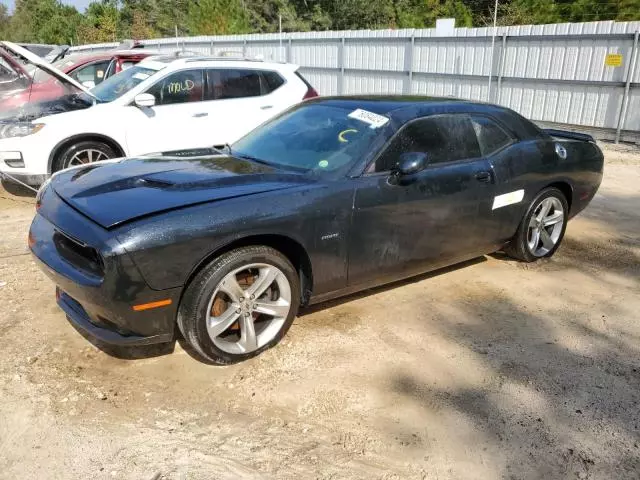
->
[0,144,638,480]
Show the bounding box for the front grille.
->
[53,230,104,278]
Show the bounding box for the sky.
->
[3,0,93,13]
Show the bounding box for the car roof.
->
[139,54,298,71]
[304,95,543,139]
[305,95,480,115]
[55,50,157,71]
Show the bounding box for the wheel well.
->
[547,181,573,212]
[48,134,126,173]
[185,235,314,306]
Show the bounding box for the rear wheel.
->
[505,187,569,262]
[177,246,300,364]
[52,140,117,173]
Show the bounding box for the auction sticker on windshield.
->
[348,109,390,129]
[133,72,150,80]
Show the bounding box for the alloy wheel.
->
[527,196,564,257]
[206,263,292,355]
[64,149,110,169]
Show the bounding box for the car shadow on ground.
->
[1,179,37,197]
[381,192,640,479]
[68,321,178,360]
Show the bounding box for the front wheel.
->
[177,246,300,364]
[505,187,569,262]
[52,140,117,173]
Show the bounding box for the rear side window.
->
[146,69,204,105]
[471,116,513,156]
[260,70,284,93]
[374,115,481,172]
[210,69,262,99]
[70,60,111,87]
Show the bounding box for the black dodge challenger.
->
[29,96,604,364]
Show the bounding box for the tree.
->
[392,0,474,28]
[9,0,82,44]
[0,4,11,40]
[4,0,639,45]
[187,0,250,35]
[77,1,120,44]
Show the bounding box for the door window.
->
[471,116,514,156]
[146,69,204,105]
[70,60,111,87]
[373,115,481,173]
[209,69,262,99]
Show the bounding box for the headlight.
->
[35,175,52,209]
[0,123,45,139]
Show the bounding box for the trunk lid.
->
[51,151,310,229]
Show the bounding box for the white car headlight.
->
[0,123,45,139]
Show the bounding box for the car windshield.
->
[91,65,160,102]
[232,104,387,174]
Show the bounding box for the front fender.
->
[115,181,353,293]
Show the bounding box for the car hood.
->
[0,42,97,121]
[51,151,311,229]
[1,42,94,96]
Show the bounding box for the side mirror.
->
[134,93,156,108]
[396,152,429,176]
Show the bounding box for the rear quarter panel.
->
[489,136,603,241]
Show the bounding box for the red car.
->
[0,50,155,110]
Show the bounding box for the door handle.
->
[260,105,273,110]
[192,112,208,118]
[475,171,492,182]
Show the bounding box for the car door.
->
[124,68,210,155]
[469,114,522,246]
[203,68,285,145]
[347,114,497,287]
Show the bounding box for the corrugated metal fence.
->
[72,21,640,142]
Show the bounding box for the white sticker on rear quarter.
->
[492,189,525,210]
[348,109,390,129]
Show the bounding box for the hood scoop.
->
[136,177,175,189]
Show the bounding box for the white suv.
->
[0,42,318,186]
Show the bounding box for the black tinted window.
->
[261,70,284,93]
[146,69,204,105]
[210,69,261,99]
[472,116,513,156]
[375,115,481,172]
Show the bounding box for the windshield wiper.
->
[209,143,233,156]
[209,144,277,169]
[230,149,274,167]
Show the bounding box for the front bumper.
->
[0,170,47,187]
[29,187,181,346]
[0,133,52,184]
[56,288,173,346]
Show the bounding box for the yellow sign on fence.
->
[605,53,623,67]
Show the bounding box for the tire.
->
[52,140,117,173]
[177,246,301,365]
[504,187,569,262]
